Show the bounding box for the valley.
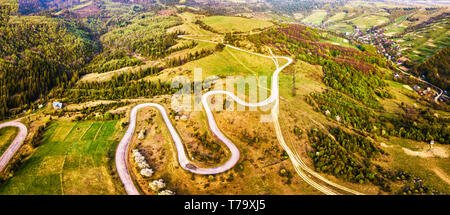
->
[0,0,448,196]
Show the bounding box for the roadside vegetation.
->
[0,127,18,156]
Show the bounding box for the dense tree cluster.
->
[55,77,177,103]
[101,14,184,59]
[379,104,450,144]
[411,47,449,92]
[86,49,143,73]
[190,131,226,165]
[0,4,97,120]
[308,90,377,131]
[166,48,215,67]
[309,89,450,144]
[307,128,392,190]
[267,0,347,16]
[248,24,389,109]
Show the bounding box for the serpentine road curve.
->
[0,121,28,174]
[115,35,363,195]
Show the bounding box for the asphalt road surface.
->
[116,35,364,195]
[0,121,27,173]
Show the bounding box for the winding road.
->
[115,35,363,195]
[0,121,28,174]
[396,68,445,102]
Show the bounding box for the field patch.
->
[302,10,327,25]
[180,46,276,77]
[327,23,354,33]
[396,20,449,63]
[0,127,18,156]
[202,16,273,33]
[0,121,125,195]
[351,15,389,31]
[326,12,346,23]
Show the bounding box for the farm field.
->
[301,10,327,25]
[0,127,18,157]
[350,15,389,31]
[327,23,354,34]
[202,16,273,33]
[0,121,125,195]
[171,45,278,86]
[326,12,347,23]
[169,12,214,35]
[321,33,357,49]
[383,14,409,36]
[395,20,450,63]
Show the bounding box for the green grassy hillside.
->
[0,121,125,195]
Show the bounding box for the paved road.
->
[116,37,293,195]
[0,121,27,174]
[395,67,445,102]
[116,35,363,195]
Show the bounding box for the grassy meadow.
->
[301,10,327,25]
[202,16,273,33]
[0,127,19,157]
[0,121,125,195]
[396,20,450,63]
[350,15,389,31]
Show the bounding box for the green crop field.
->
[182,46,276,78]
[351,15,389,31]
[321,33,357,49]
[327,23,354,33]
[383,15,409,36]
[396,20,450,63]
[202,16,273,33]
[302,10,327,25]
[326,12,347,23]
[0,127,18,157]
[0,121,125,195]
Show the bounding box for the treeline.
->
[194,19,219,34]
[0,4,97,120]
[86,49,143,73]
[166,48,215,67]
[56,80,176,102]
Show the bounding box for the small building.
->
[52,101,63,110]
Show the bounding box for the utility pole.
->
[292,69,296,97]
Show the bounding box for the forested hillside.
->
[100,13,183,59]
[0,3,97,120]
[247,24,388,109]
[412,47,450,92]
